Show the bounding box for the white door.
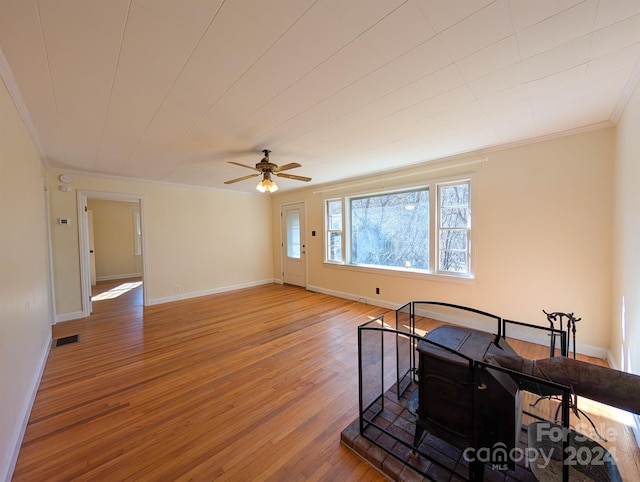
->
[282,203,306,287]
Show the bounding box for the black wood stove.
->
[413,325,522,478]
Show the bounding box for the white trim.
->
[611,55,640,122]
[50,167,266,195]
[1,333,51,482]
[413,306,607,359]
[77,190,148,315]
[306,284,608,358]
[44,187,57,324]
[321,174,476,281]
[77,191,91,317]
[0,48,47,168]
[306,284,398,310]
[51,118,613,197]
[307,122,612,196]
[606,349,619,370]
[96,273,142,282]
[321,261,476,286]
[55,310,85,323]
[147,279,275,306]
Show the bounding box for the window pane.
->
[440,184,469,207]
[326,200,343,262]
[329,232,342,261]
[329,200,342,216]
[351,189,429,270]
[286,210,300,258]
[439,229,467,250]
[440,207,469,228]
[439,250,467,272]
[438,181,470,275]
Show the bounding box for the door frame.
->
[280,201,308,287]
[77,190,148,317]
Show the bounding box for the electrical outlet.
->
[375,287,380,295]
[174,284,180,292]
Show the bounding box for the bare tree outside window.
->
[351,189,429,270]
[438,182,470,273]
[324,178,472,278]
[326,199,343,262]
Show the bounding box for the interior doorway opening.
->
[77,190,147,317]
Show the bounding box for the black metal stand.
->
[543,310,581,358]
[537,310,607,441]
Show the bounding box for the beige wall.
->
[0,77,53,478]
[272,128,614,355]
[48,173,274,315]
[612,79,640,374]
[87,199,142,280]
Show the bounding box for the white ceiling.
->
[1,0,639,192]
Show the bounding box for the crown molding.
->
[0,47,48,169]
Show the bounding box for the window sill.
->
[322,262,475,285]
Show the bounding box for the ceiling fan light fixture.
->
[256,172,278,193]
[225,149,308,190]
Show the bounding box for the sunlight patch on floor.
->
[93,281,142,301]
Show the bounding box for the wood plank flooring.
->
[13,280,640,480]
[15,281,389,481]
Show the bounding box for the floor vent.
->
[53,334,80,347]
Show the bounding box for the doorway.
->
[281,202,307,287]
[77,190,147,317]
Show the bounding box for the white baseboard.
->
[95,272,142,282]
[414,306,607,359]
[606,349,619,369]
[305,285,608,358]
[306,284,398,310]
[55,310,85,323]
[147,279,276,306]
[54,279,277,320]
[1,333,51,482]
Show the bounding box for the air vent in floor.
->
[53,334,80,347]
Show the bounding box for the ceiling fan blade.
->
[224,173,260,184]
[228,161,259,171]
[272,162,301,172]
[276,172,312,182]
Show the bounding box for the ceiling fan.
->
[224,149,311,193]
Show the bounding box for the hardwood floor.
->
[15,281,389,481]
[13,281,640,480]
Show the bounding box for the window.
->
[325,177,472,278]
[350,189,429,270]
[437,181,470,274]
[286,209,301,258]
[326,199,342,262]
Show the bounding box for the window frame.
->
[324,175,474,280]
[348,186,431,271]
[325,198,344,264]
[436,179,472,276]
